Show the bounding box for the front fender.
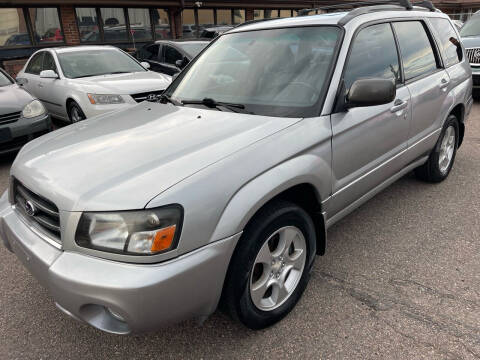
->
[211,153,331,241]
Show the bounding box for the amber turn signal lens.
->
[151,225,176,252]
[87,94,96,104]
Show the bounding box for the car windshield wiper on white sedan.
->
[181,98,246,113]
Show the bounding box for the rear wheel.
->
[68,101,86,123]
[222,200,316,329]
[414,114,459,183]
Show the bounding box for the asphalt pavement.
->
[0,104,479,359]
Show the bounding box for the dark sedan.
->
[0,69,51,154]
[137,40,209,76]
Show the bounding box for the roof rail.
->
[299,0,435,17]
[298,0,413,16]
[413,0,436,11]
[337,0,436,25]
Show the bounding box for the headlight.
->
[22,99,45,118]
[87,94,125,104]
[75,205,183,255]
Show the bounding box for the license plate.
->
[0,128,11,143]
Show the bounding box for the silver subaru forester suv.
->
[0,1,472,334]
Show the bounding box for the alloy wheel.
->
[439,125,455,174]
[249,226,307,311]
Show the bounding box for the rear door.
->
[392,21,451,161]
[329,22,411,216]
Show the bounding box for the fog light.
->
[107,307,126,322]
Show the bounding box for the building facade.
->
[1,0,478,76]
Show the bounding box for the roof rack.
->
[299,0,436,21]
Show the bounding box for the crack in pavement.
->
[314,270,480,358]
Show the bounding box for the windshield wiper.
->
[159,94,182,106]
[181,98,246,112]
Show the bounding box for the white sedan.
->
[17,45,172,122]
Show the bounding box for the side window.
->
[164,45,183,65]
[393,21,439,81]
[25,52,44,75]
[429,18,462,67]
[344,23,400,90]
[43,52,58,73]
[140,44,159,61]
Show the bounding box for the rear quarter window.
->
[429,18,463,67]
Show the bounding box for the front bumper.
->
[0,113,51,154]
[0,193,239,334]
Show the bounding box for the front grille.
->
[0,111,21,125]
[13,180,61,242]
[131,90,164,103]
[466,48,480,65]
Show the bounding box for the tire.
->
[414,114,459,183]
[222,200,316,330]
[68,101,86,123]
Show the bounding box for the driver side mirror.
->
[346,78,396,108]
[140,61,151,70]
[175,57,189,69]
[39,70,58,79]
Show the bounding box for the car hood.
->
[12,102,299,211]
[0,84,35,114]
[71,71,172,95]
[460,36,480,48]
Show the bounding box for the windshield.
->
[166,26,341,118]
[178,42,208,57]
[0,71,13,87]
[58,49,146,79]
[460,16,480,37]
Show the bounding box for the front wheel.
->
[415,114,459,183]
[222,200,316,329]
[68,101,86,123]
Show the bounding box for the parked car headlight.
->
[75,205,183,255]
[22,100,45,118]
[87,94,125,104]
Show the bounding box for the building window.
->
[197,9,214,36]
[128,8,152,42]
[29,8,64,44]
[217,9,232,25]
[153,9,171,39]
[182,9,196,38]
[100,8,127,42]
[233,9,245,24]
[76,8,100,43]
[0,8,31,47]
[265,10,279,18]
[254,10,264,20]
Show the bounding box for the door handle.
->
[439,78,450,89]
[38,83,43,88]
[390,99,408,113]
